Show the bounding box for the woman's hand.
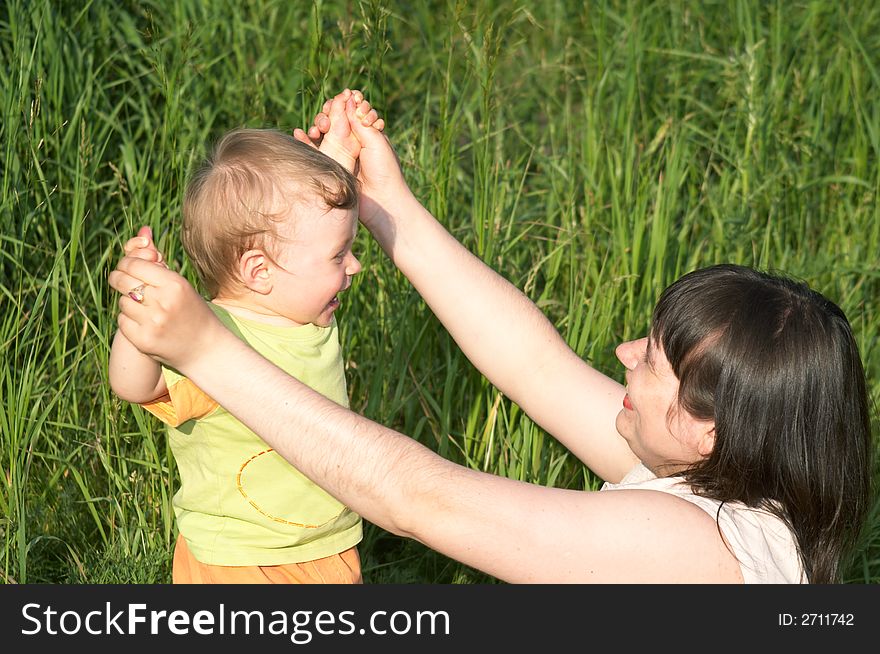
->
[109,257,224,371]
[293,89,407,240]
[347,101,408,222]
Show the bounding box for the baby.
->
[109,90,384,583]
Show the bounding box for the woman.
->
[109,95,872,583]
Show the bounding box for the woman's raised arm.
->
[345,109,637,481]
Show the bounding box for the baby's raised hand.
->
[293,89,384,173]
[123,225,168,268]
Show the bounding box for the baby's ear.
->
[238,249,273,294]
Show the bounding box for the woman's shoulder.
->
[601,463,806,583]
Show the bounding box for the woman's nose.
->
[615,337,647,370]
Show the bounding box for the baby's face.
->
[267,195,361,327]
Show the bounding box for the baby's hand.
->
[293,89,384,173]
[124,225,168,268]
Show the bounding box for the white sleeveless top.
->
[601,463,807,583]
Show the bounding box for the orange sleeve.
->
[141,377,218,427]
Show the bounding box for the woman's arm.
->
[189,329,739,583]
[109,259,741,583]
[348,106,637,482]
[365,190,634,482]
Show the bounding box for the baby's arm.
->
[110,331,167,403]
[109,227,169,404]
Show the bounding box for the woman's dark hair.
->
[651,263,872,583]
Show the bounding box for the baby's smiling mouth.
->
[328,282,351,310]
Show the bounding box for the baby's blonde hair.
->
[182,128,358,298]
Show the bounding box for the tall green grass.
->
[1,0,878,583]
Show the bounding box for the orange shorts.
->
[172,534,362,584]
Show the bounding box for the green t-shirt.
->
[144,303,362,566]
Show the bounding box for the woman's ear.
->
[238,249,273,295]
[696,424,716,458]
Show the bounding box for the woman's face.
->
[614,336,715,475]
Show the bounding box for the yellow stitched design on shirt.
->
[236,448,345,528]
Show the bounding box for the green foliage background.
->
[1,0,878,583]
